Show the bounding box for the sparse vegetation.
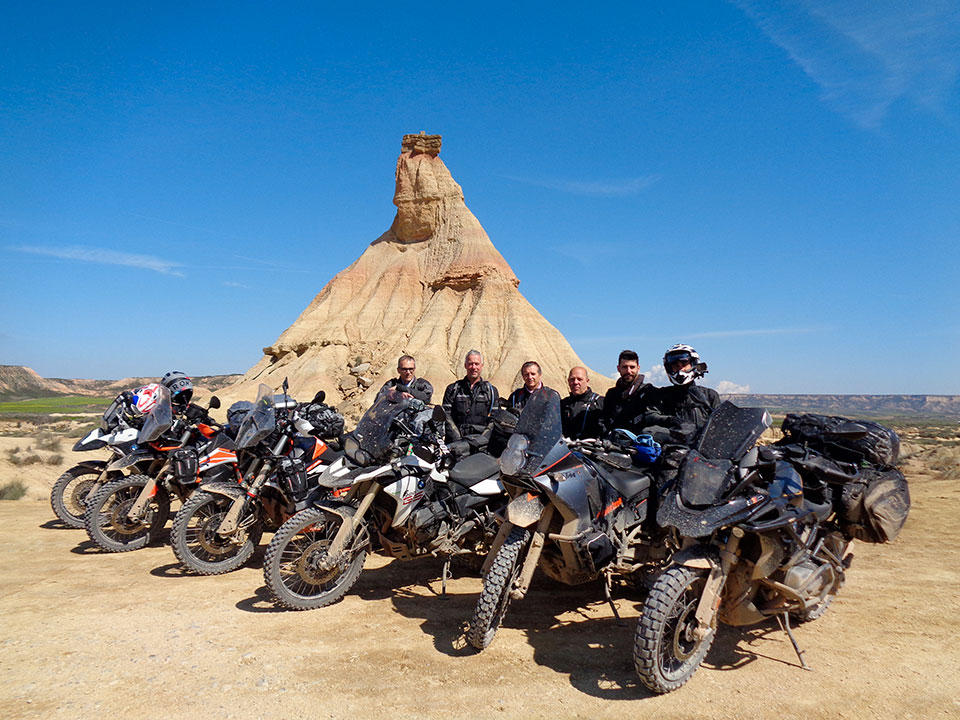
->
[34,432,62,452]
[6,448,44,466]
[0,480,26,500]
[45,453,64,466]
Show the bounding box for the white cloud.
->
[733,0,960,129]
[715,380,752,394]
[643,364,669,386]
[500,173,660,196]
[14,245,184,276]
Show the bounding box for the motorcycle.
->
[168,381,344,575]
[466,389,676,650]
[83,387,230,552]
[633,401,867,693]
[50,393,144,528]
[262,394,506,610]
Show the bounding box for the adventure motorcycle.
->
[83,388,230,552]
[466,389,676,650]
[50,394,144,528]
[632,401,890,693]
[169,382,344,575]
[262,394,506,610]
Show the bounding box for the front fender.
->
[107,452,155,472]
[74,460,109,473]
[200,482,247,500]
[672,545,721,570]
[505,492,545,528]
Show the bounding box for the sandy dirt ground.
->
[0,430,958,720]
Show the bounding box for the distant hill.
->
[0,366,241,401]
[723,394,960,420]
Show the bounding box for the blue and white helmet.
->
[161,371,193,405]
[663,344,707,386]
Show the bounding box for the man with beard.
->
[601,350,653,435]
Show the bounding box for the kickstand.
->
[604,575,625,626]
[777,613,811,670]
[440,558,450,596]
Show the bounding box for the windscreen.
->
[696,401,771,460]
[349,395,423,462]
[512,389,562,476]
[138,386,174,443]
[236,384,277,449]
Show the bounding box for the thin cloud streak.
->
[571,328,824,344]
[733,0,960,129]
[12,245,184,276]
[500,173,660,196]
[686,327,826,339]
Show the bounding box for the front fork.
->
[693,529,742,638]
[480,505,556,602]
[316,483,379,571]
[218,434,289,535]
[127,428,192,521]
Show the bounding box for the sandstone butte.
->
[228,133,610,418]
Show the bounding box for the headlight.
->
[499,434,529,476]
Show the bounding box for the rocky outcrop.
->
[233,133,606,416]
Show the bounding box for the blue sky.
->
[1,2,958,394]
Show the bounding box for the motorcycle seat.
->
[449,452,500,487]
[593,464,651,500]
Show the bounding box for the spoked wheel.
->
[83,475,170,552]
[51,466,109,528]
[170,491,263,575]
[263,507,368,610]
[633,565,715,694]
[466,526,530,651]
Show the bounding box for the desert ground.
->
[0,419,958,720]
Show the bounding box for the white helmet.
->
[663,344,707,386]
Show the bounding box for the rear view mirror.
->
[312,390,326,405]
[431,405,447,423]
[208,396,221,410]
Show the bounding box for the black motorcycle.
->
[632,401,903,693]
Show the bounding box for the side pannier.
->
[780,413,900,467]
[837,466,910,543]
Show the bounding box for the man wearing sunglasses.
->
[377,355,434,404]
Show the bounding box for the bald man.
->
[560,366,604,439]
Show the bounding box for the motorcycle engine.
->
[780,559,831,601]
[408,501,450,545]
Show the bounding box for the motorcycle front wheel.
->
[633,565,715,694]
[51,466,109,528]
[84,475,170,552]
[263,507,368,610]
[466,526,530,651]
[170,491,264,575]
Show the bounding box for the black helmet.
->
[161,371,194,405]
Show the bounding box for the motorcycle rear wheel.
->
[633,565,715,694]
[263,507,368,610]
[51,466,107,528]
[84,475,170,552]
[466,526,530,651]
[170,491,263,575]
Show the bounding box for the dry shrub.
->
[5,448,43,466]
[0,480,27,501]
[35,432,62,452]
[45,453,64,466]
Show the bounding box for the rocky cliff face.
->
[234,133,604,415]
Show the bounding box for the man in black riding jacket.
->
[377,354,434,404]
[506,360,545,411]
[642,344,720,445]
[601,350,654,435]
[560,366,604,439]
[442,349,500,437]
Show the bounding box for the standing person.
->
[376,355,433,404]
[561,366,604,440]
[644,344,720,443]
[506,361,545,411]
[601,350,653,434]
[442,350,500,437]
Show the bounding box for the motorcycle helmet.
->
[663,344,707,386]
[161,370,194,405]
[131,383,162,415]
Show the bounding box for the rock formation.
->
[233,133,607,416]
